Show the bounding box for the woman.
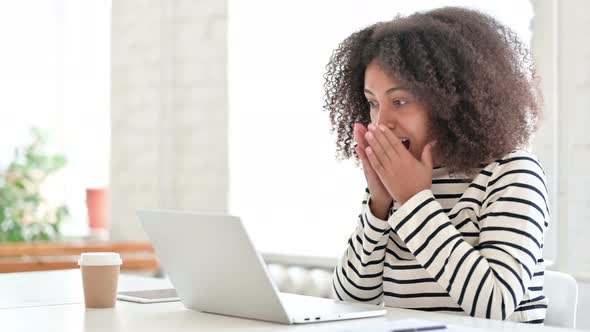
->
[324,7,548,324]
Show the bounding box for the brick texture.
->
[110,0,228,240]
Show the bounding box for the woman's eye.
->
[368,101,378,108]
[393,99,408,107]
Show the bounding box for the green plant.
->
[0,128,69,242]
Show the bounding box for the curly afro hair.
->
[323,6,542,174]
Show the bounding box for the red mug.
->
[86,188,109,230]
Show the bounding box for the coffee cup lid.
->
[78,252,123,266]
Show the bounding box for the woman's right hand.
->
[354,123,393,219]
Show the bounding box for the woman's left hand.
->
[364,123,435,205]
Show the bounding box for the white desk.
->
[0,270,579,332]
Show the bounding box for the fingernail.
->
[366,132,373,140]
[378,125,386,132]
[368,123,375,130]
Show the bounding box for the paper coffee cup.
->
[78,252,122,308]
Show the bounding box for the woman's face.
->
[364,59,432,163]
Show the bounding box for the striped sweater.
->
[332,150,548,324]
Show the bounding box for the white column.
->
[531,0,590,275]
[110,0,228,240]
[530,0,559,267]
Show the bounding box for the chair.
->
[263,253,335,299]
[544,270,578,328]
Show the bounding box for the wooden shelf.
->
[0,241,159,273]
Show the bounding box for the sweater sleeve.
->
[386,157,548,319]
[332,188,392,305]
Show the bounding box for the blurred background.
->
[0,0,588,328]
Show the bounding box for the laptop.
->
[137,209,387,324]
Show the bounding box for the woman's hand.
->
[364,123,434,205]
[354,123,392,218]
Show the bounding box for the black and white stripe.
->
[333,150,548,324]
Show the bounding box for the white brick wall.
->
[110,0,228,241]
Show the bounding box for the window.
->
[0,1,111,236]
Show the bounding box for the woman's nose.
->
[377,111,397,128]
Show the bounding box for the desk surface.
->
[0,270,578,332]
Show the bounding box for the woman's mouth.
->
[401,138,410,150]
